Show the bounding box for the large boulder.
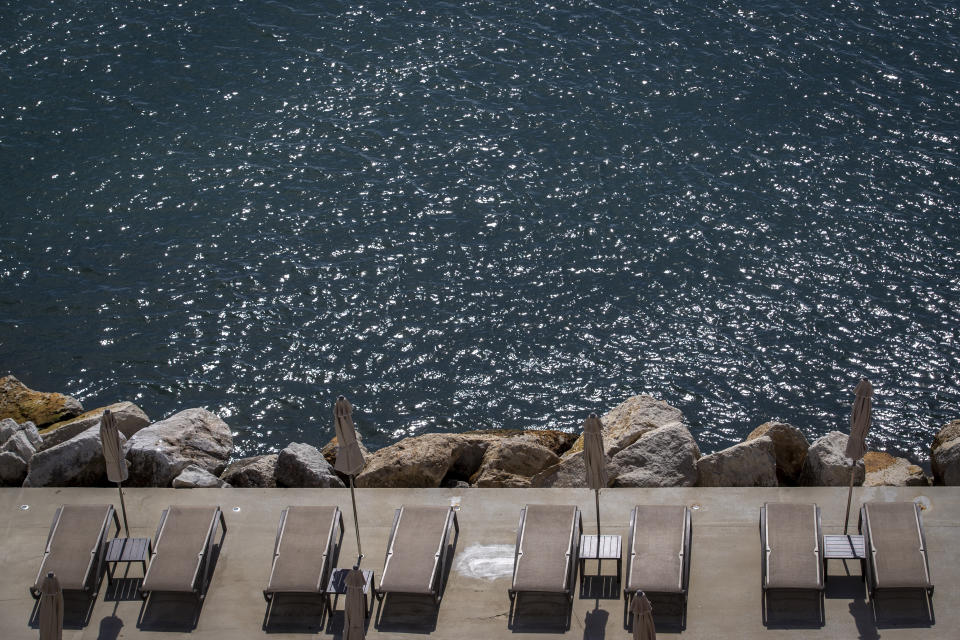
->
[931,420,960,485]
[863,452,929,487]
[1,418,41,448]
[220,454,278,488]
[531,451,588,488]
[471,441,560,488]
[125,408,233,487]
[0,375,83,427]
[696,437,778,487]
[24,425,124,487]
[0,451,28,486]
[610,423,701,488]
[1,429,36,462]
[39,402,149,451]
[567,395,684,458]
[173,464,230,488]
[276,443,344,488]
[745,422,809,484]
[799,431,864,486]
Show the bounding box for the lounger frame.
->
[759,503,824,625]
[30,504,120,599]
[508,505,582,630]
[374,505,460,606]
[859,502,934,611]
[263,506,344,614]
[139,506,228,602]
[623,505,692,628]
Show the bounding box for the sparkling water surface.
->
[1,1,958,463]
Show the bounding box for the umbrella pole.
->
[843,461,856,535]
[117,483,130,537]
[349,475,362,563]
[594,488,601,539]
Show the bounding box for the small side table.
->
[105,537,152,585]
[326,568,374,617]
[823,534,866,582]
[579,534,622,584]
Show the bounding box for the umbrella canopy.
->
[630,591,656,640]
[343,568,367,640]
[582,413,608,490]
[334,397,366,476]
[845,378,873,461]
[100,409,128,484]
[38,572,63,640]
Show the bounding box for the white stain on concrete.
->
[453,544,515,580]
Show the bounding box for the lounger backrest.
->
[512,504,578,593]
[863,502,931,589]
[142,506,219,593]
[379,505,453,595]
[763,503,822,590]
[267,506,339,593]
[628,505,687,594]
[35,505,113,592]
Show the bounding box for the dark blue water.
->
[1,1,958,462]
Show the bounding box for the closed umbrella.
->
[843,379,873,534]
[100,409,130,536]
[582,413,608,539]
[343,566,367,640]
[38,572,63,640]
[335,396,366,563]
[630,591,656,640]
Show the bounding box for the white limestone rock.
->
[173,464,230,488]
[799,431,865,487]
[276,442,344,488]
[696,436,778,487]
[610,423,701,488]
[24,425,125,487]
[0,451,28,486]
[932,420,960,486]
[39,401,150,451]
[220,454,278,488]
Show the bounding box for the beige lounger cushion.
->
[628,505,687,594]
[864,502,932,589]
[266,506,338,593]
[764,503,822,590]
[36,505,113,591]
[379,506,452,595]
[142,506,219,593]
[512,505,578,593]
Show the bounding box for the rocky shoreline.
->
[2,374,958,489]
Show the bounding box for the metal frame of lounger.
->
[263,506,344,616]
[623,505,692,629]
[859,502,934,617]
[759,503,824,626]
[29,504,120,599]
[508,505,581,630]
[139,505,228,603]
[374,505,460,607]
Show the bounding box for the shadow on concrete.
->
[761,590,825,629]
[103,577,144,602]
[872,589,935,629]
[28,591,97,630]
[581,605,608,640]
[136,542,224,631]
[96,614,124,640]
[579,575,620,600]
[622,593,686,634]
[508,593,572,633]
[262,595,328,634]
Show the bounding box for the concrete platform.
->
[1,486,954,638]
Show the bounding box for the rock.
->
[610,423,701,488]
[696,437,778,487]
[1,418,41,449]
[1,429,36,462]
[39,401,149,451]
[173,464,229,488]
[932,420,960,485]
[471,441,560,488]
[472,429,578,457]
[0,375,83,427]
[125,408,233,487]
[746,422,809,484]
[567,395,685,458]
[442,479,471,489]
[0,418,18,443]
[24,425,124,487]
[799,431,865,486]
[863,452,929,487]
[531,451,588,488]
[220,454,278,488]
[0,451,28,486]
[276,443,344,488]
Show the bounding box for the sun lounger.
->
[263,506,343,614]
[30,505,119,599]
[508,504,581,628]
[860,502,933,604]
[374,505,459,606]
[140,505,227,601]
[624,505,691,625]
[760,503,824,623]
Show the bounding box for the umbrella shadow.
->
[96,614,124,640]
[582,604,608,640]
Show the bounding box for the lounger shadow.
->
[262,506,343,629]
[760,502,824,628]
[508,504,581,631]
